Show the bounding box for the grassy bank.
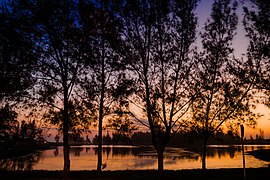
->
[0,142,59,159]
[1,168,270,180]
[248,149,270,162]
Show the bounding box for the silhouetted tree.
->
[112,133,132,145]
[0,3,36,102]
[107,114,137,145]
[17,119,44,143]
[43,101,92,142]
[33,1,81,176]
[3,0,86,177]
[0,105,18,142]
[107,115,137,134]
[192,0,257,170]
[131,131,152,145]
[0,104,44,146]
[120,0,198,170]
[243,0,270,107]
[78,0,126,172]
[102,131,112,145]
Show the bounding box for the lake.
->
[1,145,270,171]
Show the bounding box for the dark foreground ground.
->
[1,168,270,180]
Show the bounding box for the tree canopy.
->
[0,0,268,175]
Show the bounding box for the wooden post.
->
[240,125,246,180]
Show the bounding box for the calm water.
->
[1,145,270,171]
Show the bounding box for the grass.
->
[248,149,270,162]
[1,168,270,180]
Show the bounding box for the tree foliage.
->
[120,0,198,170]
[78,0,127,172]
[0,3,36,102]
[0,105,18,141]
[107,114,138,136]
[243,0,270,106]
[0,105,44,144]
[192,0,258,170]
[1,0,87,176]
[0,0,267,174]
[43,101,92,136]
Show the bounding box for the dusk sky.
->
[9,0,269,139]
[1,0,270,176]
[197,0,270,138]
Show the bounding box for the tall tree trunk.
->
[97,86,105,173]
[63,85,70,177]
[157,146,165,171]
[97,99,104,173]
[63,1,70,177]
[201,133,208,171]
[97,36,105,172]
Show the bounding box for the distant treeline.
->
[88,131,270,146]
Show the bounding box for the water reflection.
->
[0,152,42,170]
[206,145,240,158]
[71,147,84,156]
[91,146,154,158]
[1,145,270,170]
[53,148,59,157]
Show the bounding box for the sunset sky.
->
[35,0,270,140]
[196,0,270,138]
[2,0,270,176]
[10,0,270,140]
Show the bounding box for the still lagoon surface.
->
[1,145,270,171]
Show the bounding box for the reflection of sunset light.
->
[29,145,270,171]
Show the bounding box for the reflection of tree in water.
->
[91,145,259,161]
[186,145,244,159]
[112,147,133,157]
[151,148,200,161]
[206,146,240,159]
[0,152,42,170]
[53,148,59,157]
[228,146,238,158]
[93,147,112,158]
[132,147,155,156]
[104,147,111,159]
[100,146,200,161]
[70,147,83,156]
[93,146,200,161]
[257,146,265,150]
[207,148,226,158]
[93,147,130,157]
[93,146,154,158]
[93,146,255,161]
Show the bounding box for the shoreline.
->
[1,168,270,179]
[1,143,270,161]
